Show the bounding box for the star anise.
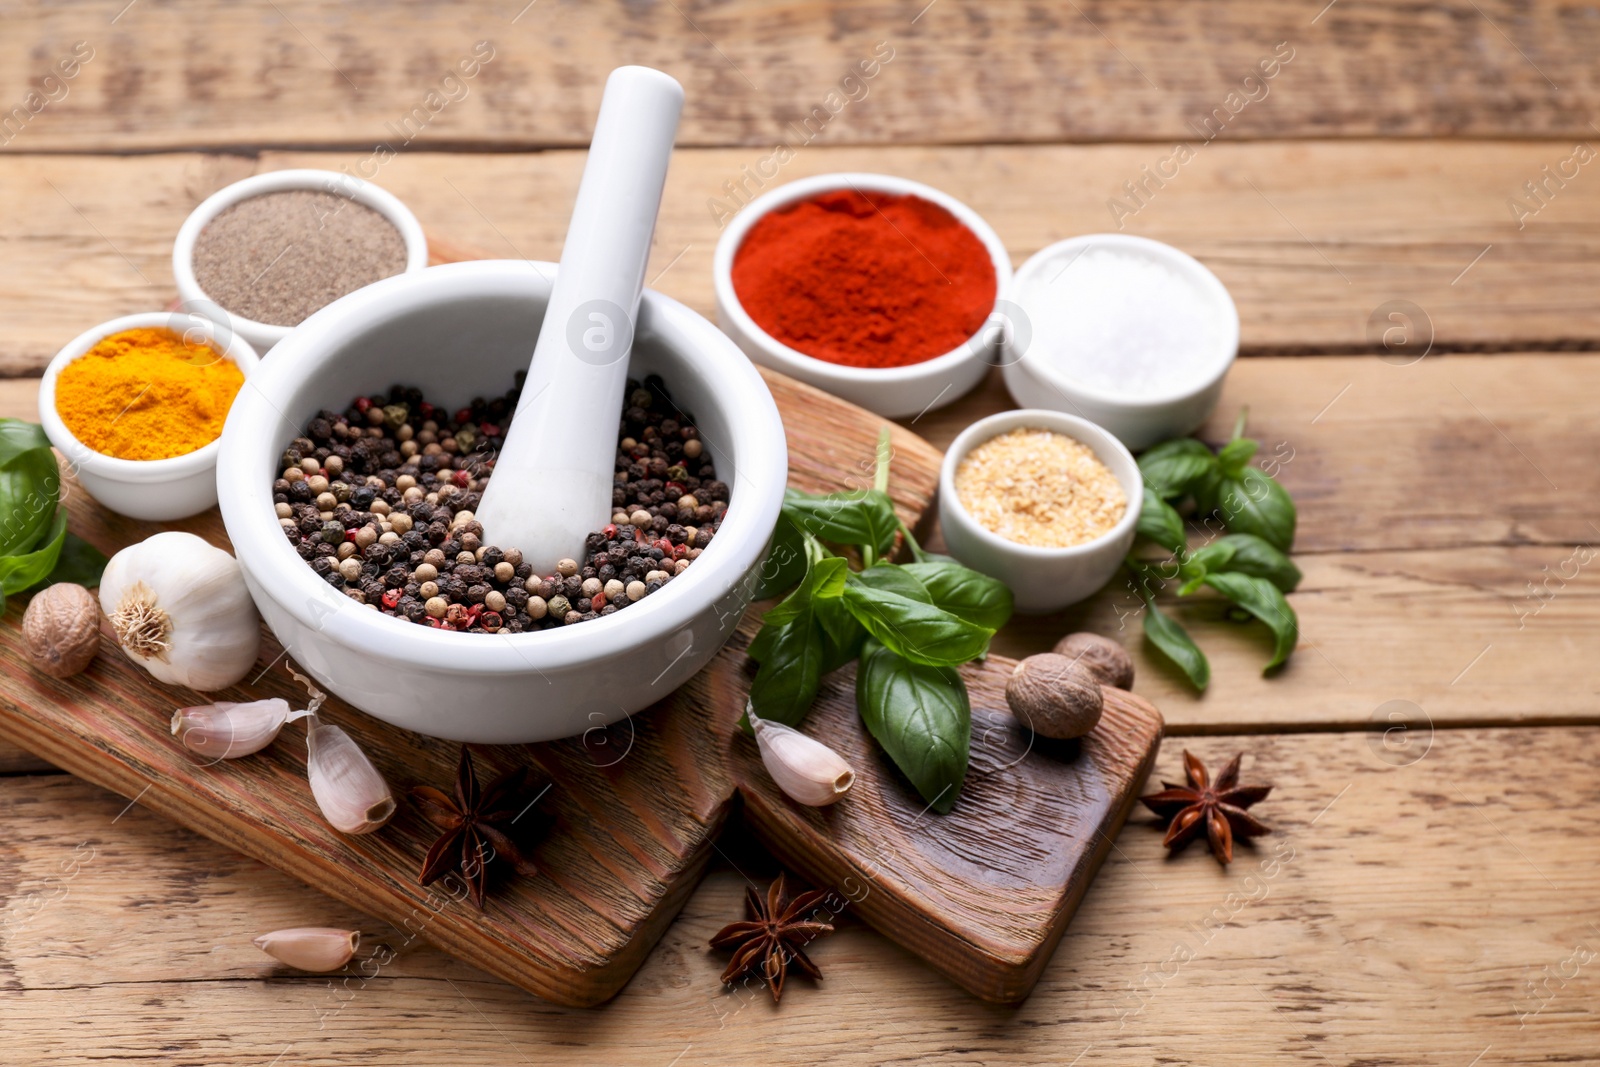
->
[1139,750,1272,865]
[709,873,834,1003]
[410,745,541,907]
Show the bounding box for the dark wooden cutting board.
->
[0,245,1162,1007]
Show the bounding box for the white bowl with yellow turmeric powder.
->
[38,312,260,521]
[938,410,1142,614]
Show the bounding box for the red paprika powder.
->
[731,190,997,369]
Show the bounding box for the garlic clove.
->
[306,718,396,834]
[171,698,292,759]
[747,705,854,807]
[252,927,359,972]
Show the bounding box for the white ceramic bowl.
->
[713,172,1013,419]
[939,409,1142,615]
[173,169,429,354]
[38,312,261,521]
[1002,234,1238,451]
[217,260,788,744]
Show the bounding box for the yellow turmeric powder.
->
[55,327,245,461]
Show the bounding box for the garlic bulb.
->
[747,705,854,807]
[307,716,396,834]
[99,532,260,691]
[172,698,296,759]
[253,927,359,972]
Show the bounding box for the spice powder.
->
[954,428,1126,548]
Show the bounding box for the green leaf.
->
[1140,591,1210,691]
[849,562,932,601]
[36,533,109,591]
[0,508,67,597]
[747,614,828,726]
[814,595,866,675]
[1136,485,1187,554]
[1211,533,1301,593]
[898,562,1013,632]
[1202,571,1298,672]
[781,488,900,556]
[1138,438,1217,498]
[1217,437,1259,479]
[1177,539,1237,594]
[842,576,993,667]
[1215,466,1296,552]
[761,556,847,629]
[753,514,808,600]
[0,446,59,558]
[0,419,52,466]
[856,639,971,813]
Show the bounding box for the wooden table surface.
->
[3,2,1598,1063]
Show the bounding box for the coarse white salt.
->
[1018,244,1226,398]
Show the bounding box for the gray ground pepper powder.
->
[192,190,408,327]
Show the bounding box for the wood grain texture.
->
[3,1,1597,151]
[730,676,1162,1002]
[0,368,947,1008]
[5,142,1600,375]
[6,349,1597,741]
[2,726,1596,1064]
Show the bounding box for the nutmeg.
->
[1005,653,1104,740]
[1051,631,1134,690]
[22,582,101,678]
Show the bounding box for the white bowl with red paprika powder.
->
[713,172,1012,419]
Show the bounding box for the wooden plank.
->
[4,143,1599,378]
[12,350,1598,556]
[2,1,1597,151]
[2,726,1595,1062]
[6,349,1597,734]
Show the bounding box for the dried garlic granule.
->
[954,428,1127,548]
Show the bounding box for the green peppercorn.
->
[383,403,409,429]
[320,520,345,543]
[547,595,572,618]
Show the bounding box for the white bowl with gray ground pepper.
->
[938,409,1142,614]
[173,169,428,353]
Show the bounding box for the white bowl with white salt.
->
[1001,234,1238,451]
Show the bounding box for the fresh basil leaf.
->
[856,639,971,814]
[0,508,67,597]
[761,556,847,629]
[850,562,932,601]
[0,419,52,466]
[1211,533,1301,592]
[1138,438,1217,498]
[36,533,109,590]
[781,488,900,556]
[1217,437,1259,479]
[753,514,808,600]
[898,562,1013,632]
[842,577,993,667]
[1140,592,1210,691]
[1202,571,1298,672]
[1136,485,1187,555]
[815,595,867,674]
[0,446,59,558]
[747,614,828,726]
[1215,466,1296,552]
[1176,539,1237,594]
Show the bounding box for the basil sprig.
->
[0,419,106,601]
[1129,411,1300,689]
[746,429,1011,813]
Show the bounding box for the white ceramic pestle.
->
[475,66,684,573]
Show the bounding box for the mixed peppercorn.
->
[275,373,728,633]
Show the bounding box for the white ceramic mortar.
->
[216,260,787,743]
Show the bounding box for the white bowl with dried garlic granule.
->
[939,410,1142,614]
